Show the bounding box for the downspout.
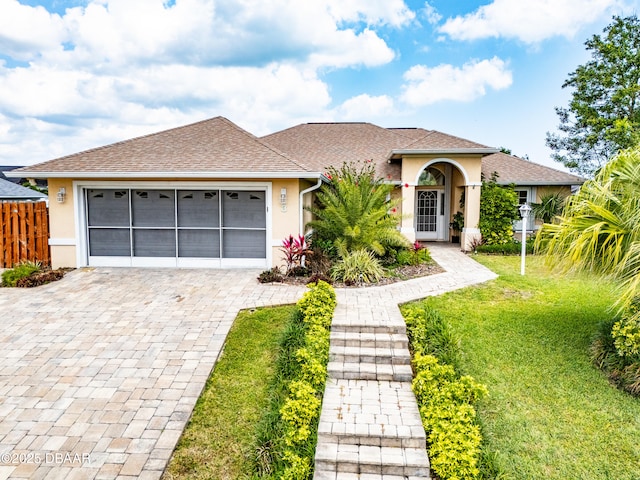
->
[299,176,324,235]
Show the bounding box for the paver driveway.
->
[0,268,305,480]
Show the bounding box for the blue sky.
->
[0,0,638,169]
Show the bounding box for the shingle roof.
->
[401,130,494,151]
[0,178,47,200]
[11,117,313,178]
[11,117,584,187]
[262,123,497,181]
[482,152,584,185]
[261,122,410,179]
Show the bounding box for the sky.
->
[0,0,638,170]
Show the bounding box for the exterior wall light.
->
[519,203,531,275]
[280,188,287,212]
[56,187,66,204]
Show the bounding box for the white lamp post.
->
[519,203,531,275]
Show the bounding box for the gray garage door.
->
[85,188,267,267]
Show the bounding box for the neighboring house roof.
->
[482,152,584,186]
[0,177,47,200]
[9,117,314,179]
[1,166,48,188]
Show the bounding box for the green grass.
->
[411,254,640,480]
[163,305,296,480]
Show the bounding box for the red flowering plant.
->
[281,234,310,275]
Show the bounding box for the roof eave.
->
[390,148,500,159]
[495,180,585,186]
[5,171,324,180]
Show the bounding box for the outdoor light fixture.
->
[519,203,531,275]
[56,187,66,204]
[280,188,287,212]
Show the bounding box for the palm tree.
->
[530,192,566,224]
[537,147,640,312]
[307,161,409,258]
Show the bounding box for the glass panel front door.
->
[416,190,440,240]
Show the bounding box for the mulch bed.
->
[13,268,69,288]
[272,261,445,288]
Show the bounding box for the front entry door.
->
[416,189,443,240]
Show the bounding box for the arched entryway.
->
[413,161,468,243]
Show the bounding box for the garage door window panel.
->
[89,228,131,256]
[132,190,175,227]
[178,230,220,258]
[133,229,176,257]
[178,190,219,227]
[223,191,266,228]
[222,230,266,258]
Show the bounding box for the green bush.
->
[591,318,640,397]
[479,174,519,245]
[612,299,640,358]
[1,261,41,287]
[330,249,385,284]
[395,246,433,266]
[401,304,461,370]
[276,281,336,479]
[474,239,534,255]
[402,303,488,480]
[412,354,487,480]
[258,267,284,283]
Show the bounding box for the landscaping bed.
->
[1,262,69,287]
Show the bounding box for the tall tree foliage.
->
[546,15,640,177]
[307,161,408,257]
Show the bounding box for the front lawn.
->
[410,254,640,480]
[162,305,296,480]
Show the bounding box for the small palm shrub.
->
[307,161,409,258]
[330,249,385,284]
[2,261,41,287]
[531,192,566,224]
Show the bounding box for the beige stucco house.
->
[8,117,583,269]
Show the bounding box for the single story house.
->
[8,117,583,269]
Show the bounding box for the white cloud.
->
[422,2,442,25]
[326,0,415,27]
[400,57,512,106]
[0,0,67,60]
[0,0,416,164]
[335,94,395,120]
[439,0,620,43]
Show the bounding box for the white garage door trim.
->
[73,181,272,268]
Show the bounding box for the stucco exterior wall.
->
[47,178,77,269]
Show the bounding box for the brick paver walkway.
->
[314,244,497,479]
[0,244,495,479]
[0,269,305,480]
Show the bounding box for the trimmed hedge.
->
[402,303,487,480]
[279,281,336,479]
[474,239,534,255]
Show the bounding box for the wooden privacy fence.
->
[0,201,50,268]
